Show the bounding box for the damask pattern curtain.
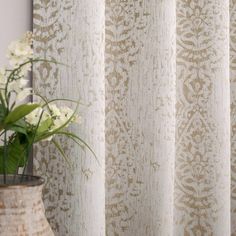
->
[33,0,234,235]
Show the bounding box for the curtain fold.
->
[175,0,230,235]
[33,0,105,235]
[33,0,234,235]
[105,1,176,235]
[231,1,236,235]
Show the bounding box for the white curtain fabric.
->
[33,0,234,235]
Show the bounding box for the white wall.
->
[0,0,32,66]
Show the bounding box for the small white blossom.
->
[53,117,66,129]
[8,79,32,102]
[25,106,50,126]
[48,105,76,130]
[8,79,28,91]
[48,104,61,117]
[52,112,68,130]
[6,32,33,68]
[0,68,7,90]
[16,88,32,102]
[19,63,32,77]
[60,107,74,120]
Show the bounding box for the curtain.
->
[32,0,234,235]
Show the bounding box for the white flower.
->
[6,32,33,68]
[52,108,69,129]
[19,63,32,77]
[16,88,32,101]
[25,106,50,126]
[0,68,7,90]
[48,104,61,117]
[60,107,74,120]
[53,117,66,129]
[49,105,76,130]
[8,79,28,91]
[8,79,32,102]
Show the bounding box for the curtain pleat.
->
[33,0,234,235]
[105,1,176,235]
[33,0,105,235]
[231,1,236,235]
[175,0,230,235]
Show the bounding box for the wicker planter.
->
[0,175,54,236]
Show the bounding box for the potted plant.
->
[0,32,93,235]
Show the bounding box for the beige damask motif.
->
[33,0,105,235]
[105,0,176,235]
[105,0,150,234]
[33,0,75,97]
[175,0,230,235]
[33,0,233,235]
[33,1,76,234]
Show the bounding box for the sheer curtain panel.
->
[33,0,234,235]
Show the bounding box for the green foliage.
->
[37,118,52,134]
[52,139,71,167]
[0,134,29,174]
[4,104,39,125]
[7,119,28,135]
[0,105,6,131]
[0,33,96,182]
[0,104,5,121]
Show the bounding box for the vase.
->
[0,175,54,236]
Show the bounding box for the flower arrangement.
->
[0,32,92,184]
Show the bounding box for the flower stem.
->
[3,131,7,184]
[20,110,44,182]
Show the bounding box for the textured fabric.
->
[33,1,105,235]
[33,0,234,235]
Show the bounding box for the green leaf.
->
[8,125,27,135]
[57,131,100,166]
[0,104,6,131]
[0,135,29,174]
[52,139,71,167]
[37,118,52,134]
[0,92,6,110]
[4,104,39,124]
[0,104,5,121]
[35,101,79,142]
[6,119,28,135]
